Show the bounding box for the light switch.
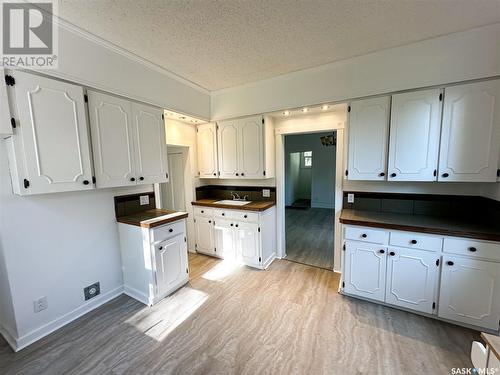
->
[262,189,271,198]
[140,195,150,205]
[347,193,354,203]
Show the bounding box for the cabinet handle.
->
[389,251,395,256]
[130,177,136,182]
[447,261,454,266]
[442,173,449,178]
[361,233,367,238]
[468,247,477,252]
[379,172,385,177]
[139,177,144,181]
[410,239,417,244]
[379,249,385,254]
[390,173,396,178]
[169,228,173,233]
[83,180,90,185]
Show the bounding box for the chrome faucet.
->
[230,192,240,200]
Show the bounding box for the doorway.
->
[160,146,187,212]
[284,132,336,269]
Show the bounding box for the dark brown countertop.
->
[117,209,188,228]
[482,332,500,360]
[340,209,500,242]
[192,199,276,212]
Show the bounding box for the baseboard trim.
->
[0,324,17,351]
[13,286,124,352]
[124,285,152,306]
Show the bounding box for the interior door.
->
[238,116,264,179]
[438,256,500,330]
[387,89,442,181]
[214,218,237,261]
[385,247,438,314]
[343,241,387,302]
[438,80,500,182]
[235,221,260,267]
[132,103,169,184]
[217,120,239,178]
[197,123,218,178]
[163,153,185,211]
[154,234,188,298]
[87,91,136,188]
[11,71,94,194]
[347,96,390,180]
[195,216,215,256]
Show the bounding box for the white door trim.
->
[275,121,346,272]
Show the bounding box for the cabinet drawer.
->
[214,209,259,223]
[151,220,186,243]
[443,238,500,262]
[193,206,214,217]
[344,226,388,245]
[389,231,442,252]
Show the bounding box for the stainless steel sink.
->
[214,200,252,206]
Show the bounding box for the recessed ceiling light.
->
[302,107,309,113]
[179,116,186,120]
[283,111,290,116]
[321,105,329,110]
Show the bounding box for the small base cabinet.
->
[341,225,500,332]
[193,205,276,269]
[118,218,189,306]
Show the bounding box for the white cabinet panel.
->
[388,89,442,181]
[238,116,263,179]
[195,216,216,256]
[132,103,168,184]
[344,241,387,302]
[347,96,390,180]
[217,120,239,178]
[439,256,500,330]
[154,233,188,299]
[214,218,237,261]
[197,123,218,178]
[88,91,136,188]
[439,80,500,182]
[9,71,93,194]
[236,222,260,268]
[385,247,438,314]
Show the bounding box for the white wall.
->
[0,238,17,347]
[211,23,500,120]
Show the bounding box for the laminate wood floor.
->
[0,254,478,375]
[285,207,334,269]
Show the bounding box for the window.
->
[302,151,312,168]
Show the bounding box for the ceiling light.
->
[191,119,198,123]
[302,107,309,113]
[321,105,329,110]
[283,111,290,116]
[179,116,186,120]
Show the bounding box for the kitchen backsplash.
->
[196,185,276,202]
[114,192,156,217]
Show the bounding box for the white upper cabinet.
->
[439,80,500,182]
[131,102,168,184]
[0,68,12,136]
[347,96,390,180]
[388,89,442,181]
[217,120,239,178]
[6,71,94,195]
[88,91,136,188]
[197,123,218,178]
[238,116,264,179]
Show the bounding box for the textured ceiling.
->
[59,0,500,91]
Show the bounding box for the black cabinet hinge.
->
[5,75,15,86]
[193,218,196,223]
[432,302,436,310]
[342,281,345,288]
[166,172,169,179]
[84,94,88,103]
[262,118,264,125]
[343,243,346,251]
[10,118,16,129]
[216,124,219,130]
[259,257,262,262]
[186,268,189,273]
[433,169,437,177]
[214,247,217,252]
[184,237,186,242]
[195,243,197,248]
[23,179,30,189]
[92,176,96,184]
[263,170,266,176]
[497,169,500,178]
[161,113,164,120]
[439,93,443,101]
[345,170,348,177]
[347,105,351,112]
[258,227,261,232]
[436,259,440,266]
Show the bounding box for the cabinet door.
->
[439,80,500,182]
[235,221,260,268]
[11,71,93,194]
[439,256,500,330]
[385,247,438,314]
[131,103,168,184]
[238,116,264,179]
[195,216,216,256]
[154,234,188,298]
[197,123,218,178]
[87,91,136,188]
[388,89,442,181]
[347,97,390,180]
[343,241,387,302]
[217,120,239,178]
[214,218,237,261]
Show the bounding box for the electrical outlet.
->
[84,282,100,301]
[139,195,150,205]
[347,193,355,203]
[33,296,47,313]
[262,189,271,198]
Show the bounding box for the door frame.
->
[275,121,346,272]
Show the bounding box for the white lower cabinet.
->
[438,256,500,330]
[342,225,500,331]
[194,206,276,269]
[154,233,189,298]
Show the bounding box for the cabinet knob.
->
[208,220,211,223]
[241,173,245,176]
[389,251,395,256]
[442,173,449,178]
[244,215,248,218]
[159,246,163,250]
[410,239,417,244]
[230,223,233,226]
[222,213,225,216]
[379,172,385,177]
[390,173,396,178]
[213,173,216,176]
[169,228,173,233]
[236,173,239,176]
[83,180,90,185]
[235,224,239,227]
[379,249,385,254]
[139,177,144,181]
[201,210,204,213]
[468,247,477,252]
[130,177,136,182]
[447,261,454,266]
[361,233,367,238]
